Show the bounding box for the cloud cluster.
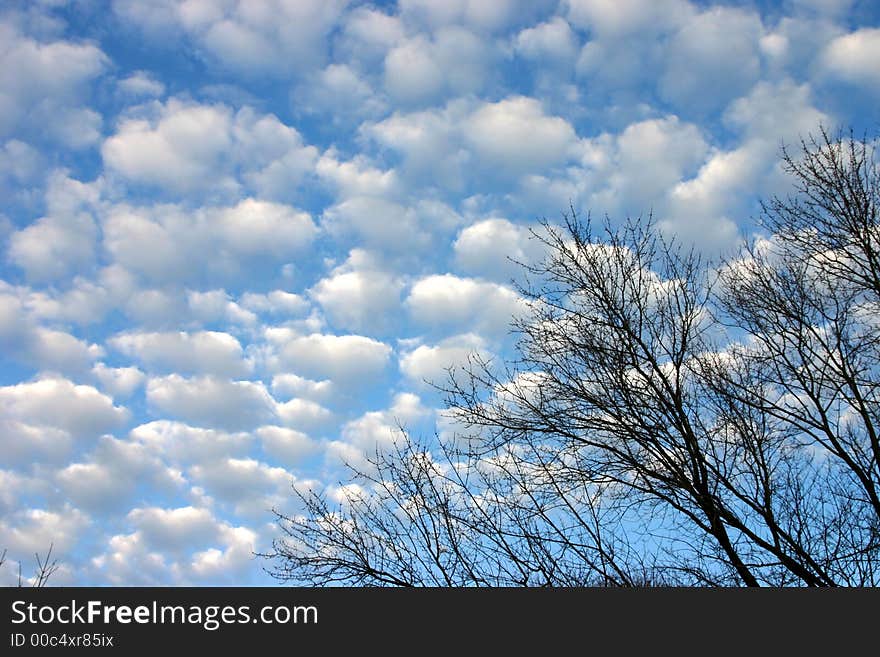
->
[0,22,106,147]
[1,0,877,585]
[103,100,318,199]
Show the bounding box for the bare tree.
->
[1,544,60,587]
[266,129,880,586]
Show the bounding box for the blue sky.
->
[0,0,878,585]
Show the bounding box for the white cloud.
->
[91,363,146,398]
[367,96,581,186]
[257,426,320,465]
[660,80,830,250]
[128,506,221,552]
[54,435,182,513]
[186,290,258,326]
[130,420,253,465]
[190,524,258,580]
[406,274,525,335]
[384,27,494,105]
[55,462,135,511]
[275,333,393,383]
[275,398,334,431]
[310,251,405,333]
[462,96,578,176]
[8,213,97,282]
[400,333,491,386]
[0,469,37,517]
[7,171,101,282]
[189,458,291,506]
[0,418,72,465]
[89,531,175,585]
[91,506,258,585]
[24,277,114,327]
[315,151,401,199]
[320,196,428,252]
[575,116,710,217]
[103,99,234,193]
[122,288,189,328]
[820,28,880,88]
[293,64,386,123]
[0,139,42,187]
[102,198,316,285]
[723,80,829,143]
[110,330,251,377]
[338,6,405,64]
[213,199,317,257]
[234,107,320,200]
[146,375,276,431]
[117,70,165,98]
[270,373,333,403]
[658,6,764,113]
[366,102,468,188]
[0,506,89,556]
[515,17,578,62]
[101,206,189,282]
[0,377,128,438]
[27,327,103,374]
[0,22,107,147]
[0,290,103,372]
[102,99,318,198]
[399,0,535,32]
[3,0,873,589]
[327,393,430,468]
[114,0,348,77]
[453,218,543,281]
[239,291,310,317]
[239,290,309,315]
[565,0,690,36]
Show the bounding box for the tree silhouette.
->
[0,544,59,587]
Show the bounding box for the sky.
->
[0,0,878,586]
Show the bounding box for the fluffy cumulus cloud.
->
[257,425,320,465]
[110,330,251,377]
[102,198,317,285]
[146,375,276,431]
[565,0,689,36]
[383,26,496,105]
[310,250,405,333]
[53,440,174,514]
[320,196,461,253]
[113,0,349,76]
[0,292,103,373]
[7,171,101,282]
[326,392,430,469]
[91,363,146,398]
[658,6,765,114]
[103,100,318,198]
[0,378,128,438]
[91,505,257,584]
[406,274,526,335]
[462,96,579,174]
[0,506,90,557]
[820,28,880,88]
[400,333,491,386]
[268,332,393,395]
[129,420,253,466]
[0,21,107,147]
[1,0,877,585]
[453,217,551,281]
[366,96,581,188]
[188,457,291,509]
